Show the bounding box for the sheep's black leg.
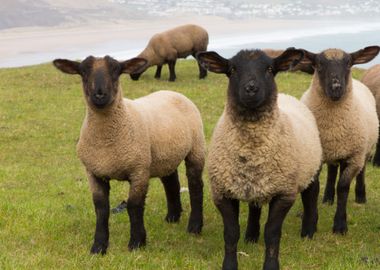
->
[89,174,110,255]
[127,175,149,250]
[198,61,207,79]
[192,52,208,79]
[168,60,177,81]
[301,174,320,239]
[216,197,240,270]
[372,130,380,166]
[355,165,366,204]
[160,170,182,223]
[245,202,261,243]
[322,163,338,205]
[333,160,359,234]
[263,195,295,270]
[154,65,162,79]
[185,158,204,234]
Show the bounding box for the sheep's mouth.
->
[90,96,111,109]
[326,89,344,102]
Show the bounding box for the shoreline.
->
[1,16,380,68]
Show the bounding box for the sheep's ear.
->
[299,49,317,68]
[196,51,232,75]
[350,46,380,65]
[120,58,148,74]
[273,48,304,73]
[53,59,80,74]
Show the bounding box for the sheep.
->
[130,24,209,82]
[196,48,322,270]
[300,46,380,235]
[263,48,315,74]
[361,64,380,166]
[53,55,205,254]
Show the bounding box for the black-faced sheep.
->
[361,64,380,166]
[130,24,208,82]
[197,49,322,270]
[53,55,205,254]
[300,46,380,234]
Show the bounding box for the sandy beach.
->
[1,15,380,67]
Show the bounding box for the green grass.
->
[0,60,379,270]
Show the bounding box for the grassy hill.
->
[0,60,379,269]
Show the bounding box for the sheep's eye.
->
[267,66,273,74]
[230,67,236,74]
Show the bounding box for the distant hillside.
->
[1,0,379,30]
[0,0,145,30]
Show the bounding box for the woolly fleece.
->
[138,24,208,66]
[78,89,206,185]
[208,93,322,205]
[362,64,380,119]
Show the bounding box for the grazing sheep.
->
[263,49,315,74]
[130,24,209,82]
[361,64,380,166]
[197,49,322,270]
[53,55,205,254]
[300,46,380,234]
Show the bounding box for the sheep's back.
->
[362,64,380,118]
[133,90,205,177]
[149,25,208,59]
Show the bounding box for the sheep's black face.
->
[302,46,380,102]
[53,56,148,110]
[196,49,304,116]
[228,50,277,110]
[80,56,121,109]
[315,51,351,102]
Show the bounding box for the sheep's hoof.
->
[111,201,128,214]
[301,227,317,239]
[187,220,203,234]
[128,239,146,251]
[90,242,108,255]
[165,212,181,223]
[244,228,260,243]
[355,196,367,204]
[332,222,348,235]
[244,233,259,243]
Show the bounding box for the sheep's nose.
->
[245,81,259,96]
[95,89,106,99]
[332,78,342,91]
